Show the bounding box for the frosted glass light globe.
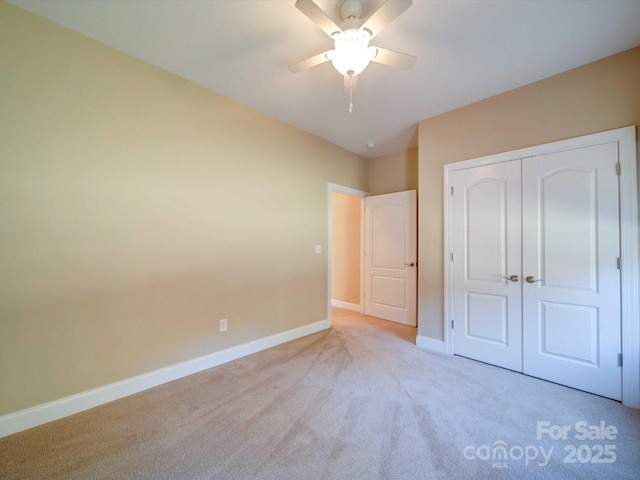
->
[327,29,377,77]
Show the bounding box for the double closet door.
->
[452,142,622,400]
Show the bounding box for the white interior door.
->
[364,190,417,326]
[521,143,622,400]
[451,142,622,400]
[452,161,523,371]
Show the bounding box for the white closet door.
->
[452,161,522,371]
[521,143,622,400]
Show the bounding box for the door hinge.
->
[451,186,454,195]
[616,162,621,175]
[618,353,623,367]
[451,320,454,329]
[617,257,621,270]
[451,253,454,262]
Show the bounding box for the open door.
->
[364,190,417,326]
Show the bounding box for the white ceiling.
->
[10,0,640,159]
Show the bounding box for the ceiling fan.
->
[289,0,416,108]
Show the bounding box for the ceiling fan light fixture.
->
[327,29,375,76]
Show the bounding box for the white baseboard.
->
[331,299,360,312]
[416,334,446,354]
[0,318,330,439]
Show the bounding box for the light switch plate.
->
[314,244,322,254]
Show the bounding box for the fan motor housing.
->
[339,0,363,20]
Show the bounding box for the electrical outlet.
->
[219,319,227,332]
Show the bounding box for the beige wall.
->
[418,47,640,340]
[368,147,418,195]
[0,3,368,416]
[331,192,361,305]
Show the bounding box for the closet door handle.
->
[406,262,416,267]
[525,276,544,284]
[501,275,519,282]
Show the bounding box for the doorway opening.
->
[327,183,418,327]
[327,183,368,324]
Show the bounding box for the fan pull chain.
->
[348,75,353,113]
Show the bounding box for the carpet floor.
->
[1,308,639,479]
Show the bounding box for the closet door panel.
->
[452,161,522,371]
[521,142,622,400]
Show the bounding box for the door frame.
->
[327,183,369,321]
[443,126,639,408]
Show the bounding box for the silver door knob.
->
[526,276,543,283]
[406,262,415,267]
[501,275,519,282]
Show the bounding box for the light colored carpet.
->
[1,308,639,479]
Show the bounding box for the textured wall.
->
[331,192,361,306]
[418,47,640,341]
[0,3,368,415]
[368,147,418,196]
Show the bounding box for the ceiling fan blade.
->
[295,0,342,38]
[288,51,331,73]
[361,0,412,38]
[371,47,416,70]
[343,74,358,93]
